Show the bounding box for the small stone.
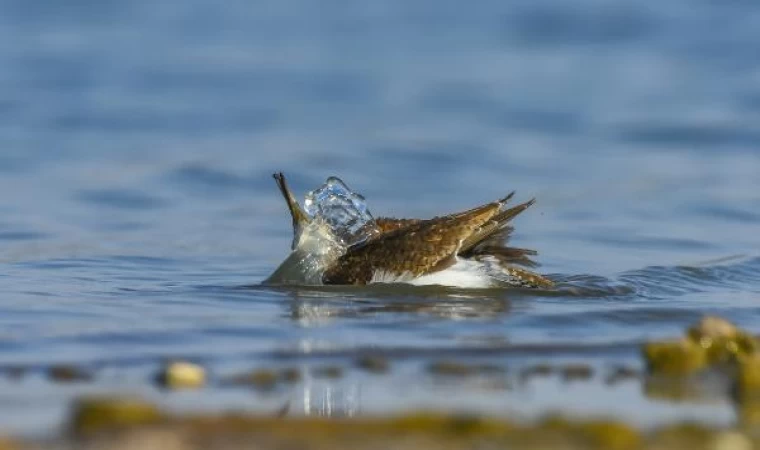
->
[560,364,593,382]
[156,361,206,390]
[428,361,475,377]
[519,364,554,381]
[48,365,93,383]
[247,370,279,390]
[280,368,302,383]
[311,366,344,379]
[226,369,279,390]
[356,356,390,373]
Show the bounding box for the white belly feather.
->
[370,258,493,289]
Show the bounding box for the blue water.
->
[1,0,760,436]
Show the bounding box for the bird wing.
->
[323,198,506,285]
[374,217,422,234]
[376,197,541,268]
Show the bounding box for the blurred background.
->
[1,0,759,436]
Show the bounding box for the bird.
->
[264,172,553,289]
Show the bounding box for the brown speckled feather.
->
[374,218,421,234]
[323,199,505,285]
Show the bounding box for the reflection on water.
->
[298,378,361,418]
[288,295,512,326]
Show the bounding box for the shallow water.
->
[1,0,760,437]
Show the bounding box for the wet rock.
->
[226,367,302,389]
[356,356,390,374]
[311,366,344,379]
[519,364,554,381]
[228,369,279,391]
[428,361,475,377]
[560,364,594,382]
[280,368,302,383]
[156,361,206,390]
[70,397,164,436]
[48,365,94,383]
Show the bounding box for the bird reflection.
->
[279,285,513,326]
[296,377,361,418]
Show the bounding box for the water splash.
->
[304,177,381,247]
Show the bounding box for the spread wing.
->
[323,197,508,285]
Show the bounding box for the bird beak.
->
[273,172,310,250]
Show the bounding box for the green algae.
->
[70,397,165,436]
[643,316,760,376]
[8,396,751,449]
[643,339,707,375]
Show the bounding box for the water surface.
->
[1,0,760,436]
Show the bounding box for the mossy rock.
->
[643,339,707,375]
[70,397,164,436]
[686,316,758,365]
